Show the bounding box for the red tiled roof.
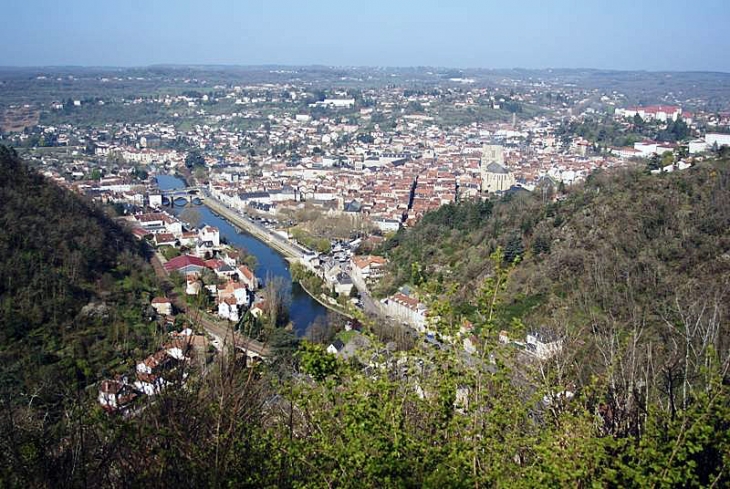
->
[205,259,225,269]
[164,254,207,271]
[136,212,173,224]
[352,255,388,269]
[155,233,176,243]
[238,265,255,281]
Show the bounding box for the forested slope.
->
[380,160,730,340]
[0,146,158,407]
[368,159,730,485]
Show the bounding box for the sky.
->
[3,0,729,71]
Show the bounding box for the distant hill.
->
[0,146,158,409]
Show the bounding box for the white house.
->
[151,297,173,316]
[237,265,258,290]
[134,374,166,396]
[218,297,240,322]
[526,332,563,360]
[633,141,657,156]
[185,274,202,295]
[611,147,644,159]
[689,139,709,154]
[350,255,388,289]
[249,301,268,318]
[382,292,428,332]
[706,133,730,148]
[322,98,355,108]
[199,226,220,247]
[373,218,401,233]
[136,350,168,375]
[98,379,138,411]
[327,339,345,355]
[149,193,163,207]
[616,106,682,122]
[165,219,183,236]
[219,281,249,305]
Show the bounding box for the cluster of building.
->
[615,105,687,123]
[123,206,264,324]
[18,72,728,418]
[20,77,730,246]
[348,255,430,331]
[163,252,260,322]
[205,138,587,233]
[607,105,730,164]
[98,327,208,412]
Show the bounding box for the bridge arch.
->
[160,188,204,206]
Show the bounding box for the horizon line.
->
[0,64,728,76]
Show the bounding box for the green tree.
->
[661,150,675,167]
[503,233,524,264]
[297,341,338,381]
[185,150,205,169]
[161,246,181,260]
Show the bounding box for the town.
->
[3,0,730,480]
[3,67,730,414]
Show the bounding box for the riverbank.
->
[296,279,355,320]
[203,194,357,321]
[204,196,306,262]
[155,173,329,335]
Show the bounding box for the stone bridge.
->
[160,187,205,206]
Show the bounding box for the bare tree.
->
[179,207,203,228]
[261,274,292,335]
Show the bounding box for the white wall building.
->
[706,133,730,148]
[616,106,682,122]
[199,225,220,247]
[480,145,515,193]
[382,293,428,332]
[322,98,355,108]
[526,332,563,361]
[689,139,709,154]
[149,193,163,207]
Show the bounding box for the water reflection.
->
[155,174,327,335]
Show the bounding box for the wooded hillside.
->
[0,146,158,409]
[380,160,730,343]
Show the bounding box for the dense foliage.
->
[557,115,691,149]
[0,146,159,410]
[379,161,730,330]
[371,159,730,485]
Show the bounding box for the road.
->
[203,194,312,264]
[353,279,387,319]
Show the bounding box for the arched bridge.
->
[160,187,205,206]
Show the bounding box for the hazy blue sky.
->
[3,0,729,71]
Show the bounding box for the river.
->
[155,174,327,336]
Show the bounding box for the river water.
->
[155,174,327,336]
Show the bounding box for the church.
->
[480,144,515,193]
